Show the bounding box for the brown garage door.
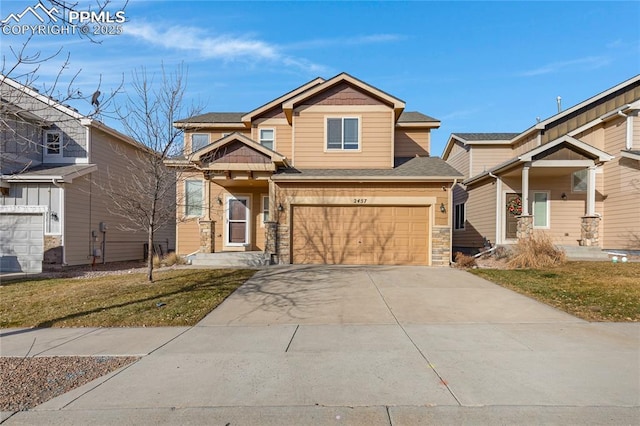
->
[291,205,430,265]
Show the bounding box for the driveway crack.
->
[366,269,463,406]
[285,324,300,352]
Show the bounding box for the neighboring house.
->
[169,73,462,266]
[0,75,175,273]
[443,74,640,254]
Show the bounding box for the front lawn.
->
[0,269,256,328]
[471,262,640,322]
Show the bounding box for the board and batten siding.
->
[394,129,430,157]
[292,105,394,169]
[512,132,539,157]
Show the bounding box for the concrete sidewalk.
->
[2,266,639,425]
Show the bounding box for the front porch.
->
[495,136,613,247]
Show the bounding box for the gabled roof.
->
[272,156,462,181]
[241,77,325,124]
[396,111,440,128]
[189,132,286,165]
[442,133,519,159]
[281,72,406,123]
[463,135,614,185]
[1,74,83,120]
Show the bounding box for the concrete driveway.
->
[4,266,639,425]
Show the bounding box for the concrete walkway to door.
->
[3,266,639,425]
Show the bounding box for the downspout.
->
[51,178,66,265]
[618,111,633,150]
[488,172,502,245]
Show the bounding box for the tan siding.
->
[471,145,514,176]
[184,129,251,154]
[65,127,175,266]
[292,106,393,169]
[512,132,539,156]
[602,156,640,249]
[253,118,293,159]
[453,182,495,250]
[574,125,605,150]
[394,129,430,157]
[446,143,470,179]
[603,116,628,152]
[176,219,200,255]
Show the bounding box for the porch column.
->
[521,164,530,215]
[586,165,596,216]
[203,178,212,220]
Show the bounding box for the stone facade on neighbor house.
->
[168,73,462,266]
[443,74,640,254]
[0,75,175,273]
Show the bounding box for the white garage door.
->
[0,209,45,273]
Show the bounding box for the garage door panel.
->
[292,205,429,266]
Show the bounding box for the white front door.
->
[226,195,250,246]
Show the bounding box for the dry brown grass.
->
[453,252,477,268]
[153,252,186,268]
[507,233,566,269]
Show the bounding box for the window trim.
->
[571,169,588,193]
[44,130,63,158]
[454,202,465,231]
[532,191,550,229]
[261,195,269,226]
[324,116,361,152]
[184,179,204,218]
[259,128,275,151]
[191,133,210,153]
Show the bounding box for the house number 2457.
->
[353,198,368,204]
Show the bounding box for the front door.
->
[505,193,522,240]
[226,196,249,246]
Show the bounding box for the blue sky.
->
[2,0,639,155]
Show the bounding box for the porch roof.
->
[0,163,97,183]
[621,150,640,161]
[463,135,614,185]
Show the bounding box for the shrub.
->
[162,252,186,267]
[507,233,566,269]
[454,252,477,268]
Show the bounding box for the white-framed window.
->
[44,131,62,156]
[185,180,203,217]
[259,128,275,150]
[532,191,549,228]
[326,117,359,150]
[261,195,269,225]
[454,203,465,230]
[572,169,588,192]
[191,133,209,152]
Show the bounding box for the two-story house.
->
[169,73,462,266]
[0,75,175,273]
[443,74,640,255]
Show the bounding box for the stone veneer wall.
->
[43,235,62,264]
[580,216,601,247]
[198,220,215,253]
[431,226,451,266]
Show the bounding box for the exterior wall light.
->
[561,192,567,200]
[440,203,446,213]
[278,203,284,212]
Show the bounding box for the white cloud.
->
[285,34,404,50]
[124,23,324,73]
[519,56,610,77]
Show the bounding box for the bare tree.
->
[104,63,200,281]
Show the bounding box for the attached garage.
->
[292,205,430,265]
[0,206,46,273]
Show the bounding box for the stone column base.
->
[516,215,533,240]
[579,216,600,247]
[198,220,215,253]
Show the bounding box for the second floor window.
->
[259,129,274,150]
[45,131,62,156]
[191,134,209,152]
[327,117,359,150]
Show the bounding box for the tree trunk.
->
[147,224,154,282]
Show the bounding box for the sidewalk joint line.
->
[366,269,463,407]
[285,324,300,352]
